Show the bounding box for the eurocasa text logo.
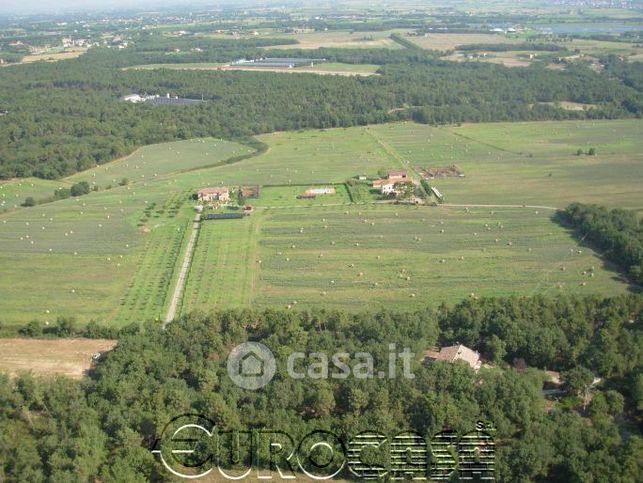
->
[151,415,496,480]
[226,342,416,390]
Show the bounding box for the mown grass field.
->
[182,204,629,312]
[368,120,643,209]
[67,138,251,190]
[0,178,69,213]
[0,119,640,327]
[171,128,403,188]
[0,141,249,327]
[261,30,409,50]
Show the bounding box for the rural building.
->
[372,178,397,194]
[424,344,481,372]
[240,185,260,198]
[431,187,444,201]
[388,170,407,180]
[198,187,230,202]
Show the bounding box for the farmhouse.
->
[388,170,407,180]
[372,178,397,194]
[197,187,230,202]
[424,344,481,372]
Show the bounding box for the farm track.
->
[163,212,201,327]
[450,130,527,156]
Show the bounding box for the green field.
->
[0,178,69,213]
[0,140,249,326]
[369,120,643,209]
[67,138,252,190]
[183,204,626,312]
[0,119,640,327]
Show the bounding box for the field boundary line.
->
[364,128,420,180]
[448,130,527,156]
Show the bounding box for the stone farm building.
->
[424,344,482,372]
[372,170,410,194]
[372,178,397,194]
[388,170,407,180]
[197,187,230,202]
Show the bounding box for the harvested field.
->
[219,64,379,76]
[20,49,87,63]
[407,33,520,51]
[0,338,117,378]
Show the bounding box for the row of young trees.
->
[0,294,641,481]
[557,203,643,285]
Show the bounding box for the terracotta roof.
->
[434,344,480,370]
[372,178,395,186]
[388,170,407,177]
[198,187,229,195]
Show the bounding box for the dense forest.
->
[0,35,641,179]
[0,294,641,481]
[557,203,643,286]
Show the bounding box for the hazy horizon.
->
[0,0,232,16]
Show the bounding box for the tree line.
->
[556,203,643,286]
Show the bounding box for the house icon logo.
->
[227,342,276,390]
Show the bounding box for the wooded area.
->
[0,35,640,179]
[0,294,641,481]
[558,203,643,285]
